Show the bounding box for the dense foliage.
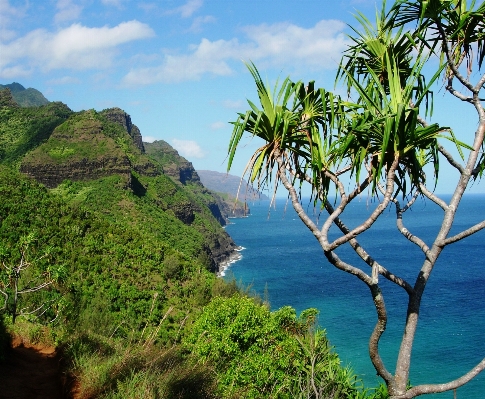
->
[0,83,375,396]
[185,296,363,398]
[0,102,72,165]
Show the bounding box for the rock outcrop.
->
[20,156,131,189]
[101,107,145,153]
[20,112,132,188]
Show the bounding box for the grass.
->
[64,330,218,399]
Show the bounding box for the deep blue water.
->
[224,195,485,398]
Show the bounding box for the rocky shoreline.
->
[217,245,245,277]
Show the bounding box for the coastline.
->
[217,246,245,277]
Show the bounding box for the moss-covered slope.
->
[0,83,50,107]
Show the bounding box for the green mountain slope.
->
[0,88,363,399]
[0,101,238,336]
[145,140,250,218]
[0,101,72,165]
[0,82,49,107]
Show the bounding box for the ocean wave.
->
[218,247,245,277]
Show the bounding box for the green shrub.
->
[185,295,362,398]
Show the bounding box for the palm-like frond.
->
[337,1,429,100]
[388,0,485,73]
[228,62,345,197]
[337,50,447,193]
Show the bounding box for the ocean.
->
[223,194,485,398]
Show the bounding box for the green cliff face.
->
[145,140,251,220]
[0,99,238,337]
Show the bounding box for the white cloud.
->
[210,121,226,130]
[123,37,236,84]
[55,0,83,24]
[171,139,206,158]
[166,0,203,18]
[143,136,157,143]
[122,20,349,85]
[0,65,31,79]
[0,21,155,78]
[241,20,348,68]
[47,76,81,85]
[102,0,125,7]
[189,15,216,32]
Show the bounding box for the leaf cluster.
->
[185,295,361,398]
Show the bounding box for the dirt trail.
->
[0,338,66,399]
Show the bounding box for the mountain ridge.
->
[0,82,49,107]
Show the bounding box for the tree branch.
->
[403,357,485,398]
[446,77,474,102]
[322,156,399,251]
[416,113,465,174]
[435,20,476,93]
[324,200,414,295]
[18,280,53,295]
[323,249,393,382]
[474,72,485,94]
[285,164,413,293]
[438,144,465,174]
[275,151,322,240]
[419,184,448,211]
[395,200,431,255]
[444,220,485,245]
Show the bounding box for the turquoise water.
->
[224,195,485,398]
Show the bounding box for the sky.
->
[0,0,483,195]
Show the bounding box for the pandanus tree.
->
[228,0,485,397]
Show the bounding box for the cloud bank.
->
[0,20,155,78]
[123,19,349,85]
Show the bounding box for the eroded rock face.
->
[101,107,145,153]
[20,157,131,189]
[169,201,196,225]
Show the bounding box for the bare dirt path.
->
[0,338,66,399]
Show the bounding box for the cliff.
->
[20,110,134,188]
[7,103,236,273]
[100,107,145,153]
[144,140,250,220]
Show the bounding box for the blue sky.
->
[0,0,482,194]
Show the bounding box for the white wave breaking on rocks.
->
[218,246,245,277]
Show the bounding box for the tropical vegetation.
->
[0,86,366,397]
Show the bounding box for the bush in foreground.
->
[185,295,366,398]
